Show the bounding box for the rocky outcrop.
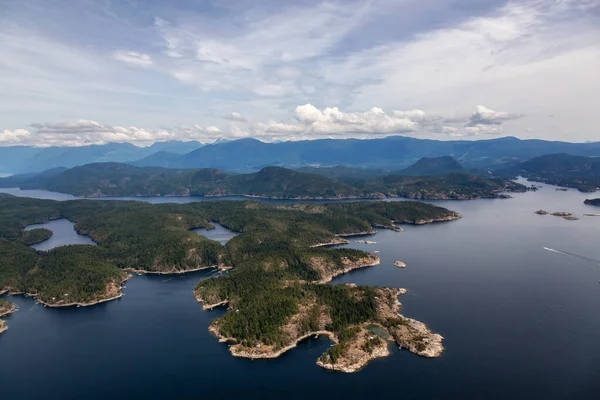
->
[0,301,17,334]
[394,214,462,225]
[312,255,381,284]
[551,212,572,217]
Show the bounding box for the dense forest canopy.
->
[0,195,458,307]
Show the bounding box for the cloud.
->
[467,105,521,126]
[252,104,418,137]
[0,0,599,142]
[0,129,32,145]
[149,2,371,98]
[222,112,247,122]
[392,110,427,123]
[0,120,231,147]
[112,51,153,68]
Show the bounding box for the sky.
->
[0,0,599,147]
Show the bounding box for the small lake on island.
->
[1,181,600,399]
[25,219,97,251]
[192,222,239,245]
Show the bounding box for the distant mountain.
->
[296,166,392,180]
[400,156,464,175]
[0,162,528,200]
[0,141,203,174]
[134,151,184,168]
[3,136,600,174]
[146,140,203,154]
[131,136,600,172]
[497,153,600,192]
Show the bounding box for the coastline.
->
[44,190,516,202]
[0,303,17,318]
[124,265,219,275]
[196,297,229,310]
[395,214,462,225]
[316,256,380,284]
[210,325,338,359]
[0,302,18,335]
[7,275,131,309]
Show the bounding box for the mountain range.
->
[0,141,203,174]
[133,136,600,172]
[2,136,600,174]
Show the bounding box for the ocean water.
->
[1,182,599,399]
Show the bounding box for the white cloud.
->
[316,0,600,141]
[252,104,418,137]
[112,51,153,68]
[0,129,32,145]
[222,112,247,122]
[392,110,427,123]
[0,1,599,143]
[150,2,371,98]
[0,120,231,147]
[467,105,521,126]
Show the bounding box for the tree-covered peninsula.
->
[584,198,600,206]
[0,162,527,200]
[0,194,460,370]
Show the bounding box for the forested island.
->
[584,198,600,206]
[0,194,460,371]
[0,162,527,200]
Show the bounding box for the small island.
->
[584,198,600,206]
[393,261,407,268]
[534,210,549,215]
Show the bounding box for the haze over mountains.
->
[0,141,204,174]
[2,136,600,175]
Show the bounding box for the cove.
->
[25,219,96,251]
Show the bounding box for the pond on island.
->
[192,222,239,245]
[1,180,600,400]
[25,219,96,251]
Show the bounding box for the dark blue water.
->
[25,219,96,251]
[1,182,600,399]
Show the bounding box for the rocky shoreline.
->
[0,301,17,334]
[5,275,131,309]
[395,214,462,225]
[78,191,515,202]
[315,255,381,284]
[125,265,217,275]
[310,237,350,248]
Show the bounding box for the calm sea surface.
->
[1,182,599,400]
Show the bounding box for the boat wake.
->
[543,247,600,266]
